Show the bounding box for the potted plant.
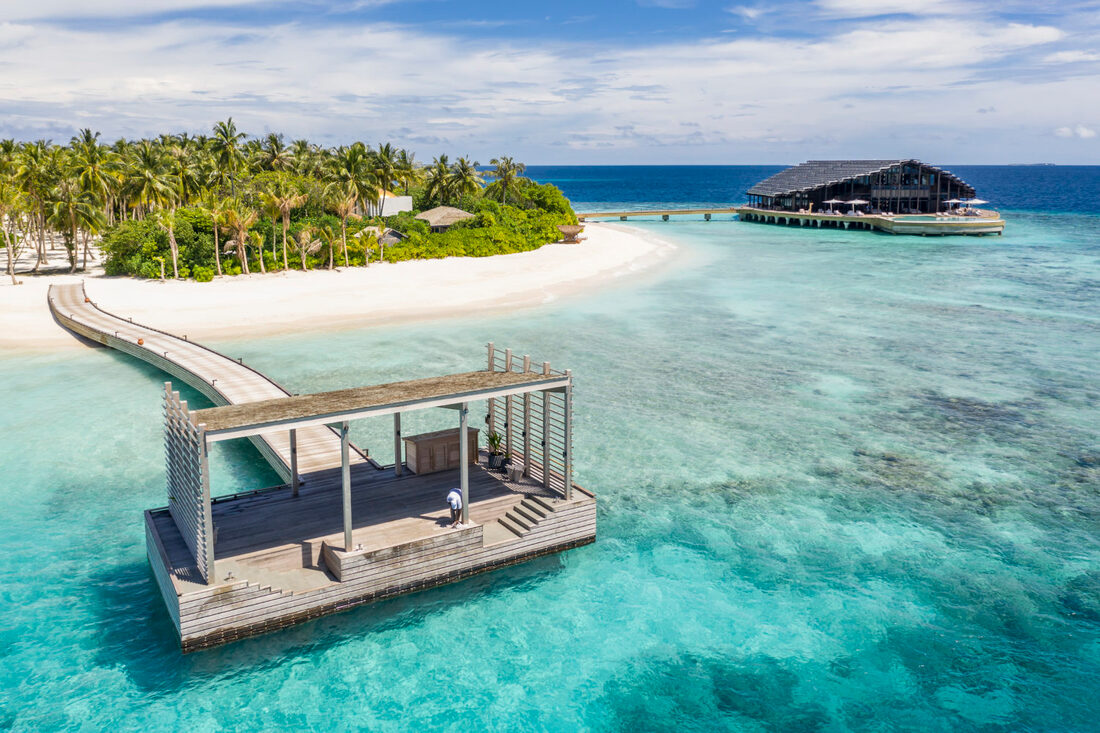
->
[487,432,506,469]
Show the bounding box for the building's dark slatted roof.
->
[747,159,975,198]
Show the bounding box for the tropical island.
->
[1,118,577,282]
[0,121,669,352]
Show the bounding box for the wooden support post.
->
[486,342,495,435]
[459,402,469,525]
[542,361,551,490]
[290,428,299,497]
[564,371,573,500]
[523,355,532,477]
[394,412,402,477]
[200,429,215,583]
[504,349,513,458]
[341,421,352,551]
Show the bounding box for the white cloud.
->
[1043,49,1100,64]
[4,0,268,21]
[1055,125,1097,138]
[726,5,765,20]
[0,9,1093,163]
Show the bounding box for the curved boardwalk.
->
[48,282,366,480]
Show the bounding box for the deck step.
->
[520,499,549,518]
[497,516,526,537]
[514,505,542,525]
[528,495,557,513]
[505,511,533,531]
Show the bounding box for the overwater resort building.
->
[746,159,974,214]
[738,159,1004,235]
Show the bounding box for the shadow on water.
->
[87,550,574,692]
[591,650,830,732]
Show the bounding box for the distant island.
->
[1,119,577,282]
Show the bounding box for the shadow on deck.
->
[151,453,558,594]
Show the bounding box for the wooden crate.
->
[403,428,479,475]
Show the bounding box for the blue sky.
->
[2,0,1099,163]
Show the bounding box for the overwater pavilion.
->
[152,344,594,650]
[745,159,976,214]
[736,159,1003,235]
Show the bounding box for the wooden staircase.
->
[497,495,555,538]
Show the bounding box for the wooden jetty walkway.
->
[49,284,594,651]
[576,207,739,221]
[47,282,367,482]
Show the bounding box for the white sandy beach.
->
[0,222,674,352]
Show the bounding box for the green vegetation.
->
[0,121,577,282]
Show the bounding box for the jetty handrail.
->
[66,281,295,398]
[576,206,738,219]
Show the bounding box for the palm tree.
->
[326,143,375,266]
[449,156,483,200]
[293,226,322,271]
[255,133,293,172]
[210,118,247,192]
[395,149,420,195]
[263,177,307,271]
[200,191,228,277]
[488,156,526,204]
[13,141,58,271]
[424,155,451,206]
[316,224,339,270]
[0,174,24,283]
[248,230,267,274]
[372,143,399,213]
[71,135,119,226]
[222,204,258,275]
[166,142,201,207]
[152,209,180,279]
[48,176,99,273]
[124,141,174,219]
[259,193,282,264]
[329,195,355,268]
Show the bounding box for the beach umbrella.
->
[965,198,988,205]
[846,199,868,206]
[823,197,844,212]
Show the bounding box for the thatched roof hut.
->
[415,206,475,232]
[557,224,585,244]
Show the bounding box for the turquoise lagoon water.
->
[2,209,1100,730]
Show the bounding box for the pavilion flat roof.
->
[193,370,567,440]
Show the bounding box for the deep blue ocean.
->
[526,164,1100,216]
[1,166,1098,731]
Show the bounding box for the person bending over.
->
[446,488,463,528]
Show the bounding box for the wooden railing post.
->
[459,403,470,525]
[290,428,299,497]
[394,413,402,477]
[487,342,495,437]
[541,361,551,490]
[504,349,513,457]
[564,370,573,501]
[522,354,531,477]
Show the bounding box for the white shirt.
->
[446,489,462,510]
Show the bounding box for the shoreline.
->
[1,222,676,354]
